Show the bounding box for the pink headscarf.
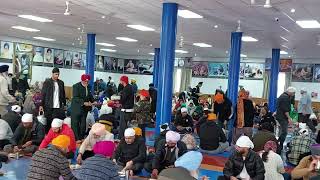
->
[264,141,277,152]
[91,123,106,136]
[93,141,115,157]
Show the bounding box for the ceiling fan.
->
[38,1,73,16]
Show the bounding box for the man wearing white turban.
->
[221,136,265,180]
[150,131,188,179]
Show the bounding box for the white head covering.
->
[299,128,309,136]
[286,87,296,93]
[63,117,71,128]
[299,123,307,129]
[124,128,135,137]
[310,113,317,120]
[236,136,254,149]
[11,105,21,113]
[22,113,33,123]
[51,118,63,128]
[99,105,113,117]
[181,107,188,113]
[166,131,180,143]
[160,123,170,133]
[301,88,307,93]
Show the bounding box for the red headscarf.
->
[139,89,149,97]
[120,76,129,84]
[264,140,277,152]
[81,74,91,81]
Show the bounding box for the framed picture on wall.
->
[243,63,264,79]
[313,64,320,82]
[124,59,139,73]
[72,52,81,69]
[104,56,116,72]
[44,48,54,65]
[63,51,73,68]
[54,49,64,68]
[0,41,14,61]
[292,63,314,82]
[118,59,125,73]
[137,60,153,74]
[15,43,33,78]
[81,53,86,68]
[280,59,292,72]
[96,55,104,71]
[265,58,271,71]
[192,62,208,77]
[239,63,246,78]
[208,62,228,78]
[32,47,44,66]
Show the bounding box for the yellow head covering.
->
[52,135,70,149]
[133,127,142,136]
[207,113,217,121]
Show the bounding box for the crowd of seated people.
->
[2,64,320,179]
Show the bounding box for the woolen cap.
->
[0,65,9,73]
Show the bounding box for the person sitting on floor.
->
[174,151,204,179]
[291,144,320,180]
[27,135,76,180]
[181,134,197,151]
[221,136,265,180]
[39,118,76,158]
[98,104,116,133]
[252,122,278,152]
[0,118,13,149]
[258,106,276,128]
[174,107,194,134]
[112,128,146,175]
[77,123,114,164]
[151,131,188,179]
[0,152,9,176]
[154,123,170,151]
[287,128,316,166]
[199,113,228,154]
[4,113,45,155]
[75,141,119,180]
[260,141,285,180]
[2,105,22,132]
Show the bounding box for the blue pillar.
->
[86,33,96,93]
[155,3,178,135]
[227,32,242,143]
[153,48,160,88]
[268,49,280,112]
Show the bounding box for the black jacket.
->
[199,121,227,150]
[113,138,146,164]
[260,112,276,126]
[12,78,29,96]
[2,111,21,132]
[223,149,265,180]
[174,114,193,128]
[234,99,255,127]
[11,119,45,146]
[120,84,134,109]
[149,87,157,113]
[71,82,94,113]
[152,139,187,170]
[154,130,168,150]
[276,92,291,122]
[214,98,232,122]
[41,78,66,109]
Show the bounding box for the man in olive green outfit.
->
[71,74,94,141]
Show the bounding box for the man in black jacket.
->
[174,107,194,134]
[151,131,187,179]
[148,83,157,114]
[118,75,134,139]
[4,113,45,154]
[2,105,22,132]
[199,113,228,154]
[276,87,296,154]
[39,68,66,133]
[112,128,146,175]
[222,136,265,180]
[12,73,30,97]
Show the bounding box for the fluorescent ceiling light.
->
[33,36,55,41]
[116,37,138,42]
[296,20,320,28]
[18,15,53,22]
[96,42,116,47]
[127,25,155,31]
[242,36,258,42]
[290,8,295,13]
[280,36,289,42]
[149,53,155,55]
[280,50,288,55]
[178,10,203,19]
[175,50,188,54]
[240,54,247,58]
[193,43,212,48]
[11,26,40,32]
[264,0,272,8]
[280,26,291,33]
[101,48,117,52]
[281,44,289,49]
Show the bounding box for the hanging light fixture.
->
[264,0,272,8]
[179,36,184,48]
[64,1,71,16]
[236,20,242,32]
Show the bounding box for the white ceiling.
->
[0,0,320,59]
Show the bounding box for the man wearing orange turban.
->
[213,90,233,129]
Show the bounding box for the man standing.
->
[12,72,30,97]
[298,88,315,132]
[276,87,296,154]
[149,83,157,115]
[40,67,66,133]
[0,65,16,116]
[191,82,203,106]
[118,75,134,139]
[71,74,94,141]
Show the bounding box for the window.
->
[277,72,286,97]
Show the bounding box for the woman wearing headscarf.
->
[260,141,285,180]
[232,89,255,144]
[77,123,114,164]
